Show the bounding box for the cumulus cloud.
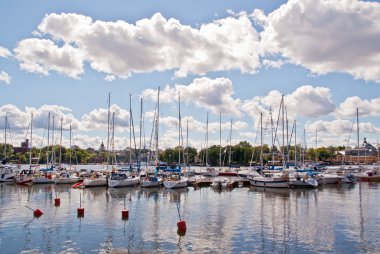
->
[0,46,11,58]
[242,85,336,124]
[14,12,261,79]
[80,104,130,131]
[334,96,380,118]
[142,77,242,116]
[259,0,380,83]
[0,71,11,84]
[14,38,84,78]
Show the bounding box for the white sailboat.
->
[0,115,17,182]
[163,92,188,189]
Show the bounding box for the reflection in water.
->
[0,183,379,253]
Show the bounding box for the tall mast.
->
[69,124,72,168]
[282,95,285,167]
[260,112,263,167]
[112,112,115,167]
[186,119,189,167]
[59,117,63,165]
[129,94,132,167]
[29,114,33,166]
[270,107,274,166]
[357,108,359,157]
[294,120,297,166]
[315,129,318,162]
[228,118,232,167]
[139,98,143,166]
[219,112,222,170]
[47,112,50,167]
[155,87,160,163]
[178,93,181,168]
[302,128,306,166]
[205,112,209,167]
[286,107,290,165]
[106,93,111,168]
[4,115,6,160]
[52,115,55,164]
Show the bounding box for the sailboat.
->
[54,124,81,184]
[201,112,219,177]
[0,115,17,182]
[163,92,188,189]
[140,94,162,188]
[249,99,289,188]
[32,113,54,184]
[108,95,140,188]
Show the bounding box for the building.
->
[335,138,380,164]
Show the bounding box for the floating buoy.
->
[54,197,61,206]
[121,210,129,220]
[26,205,43,217]
[177,220,187,231]
[77,193,84,217]
[122,198,129,220]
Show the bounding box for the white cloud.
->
[14,38,84,78]
[259,0,380,83]
[0,71,11,84]
[0,46,11,58]
[80,104,130,131]
[334,96,380,118]
[15,12,261,79]
[243,85,336,124]
[105,75,115,82]
[262,59,284,69]
[142,77,242,116]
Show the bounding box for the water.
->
[0,182,379,253]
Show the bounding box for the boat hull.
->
[83,178,108,187]
[163,180,188,189]
[289,178,318,188]
[249,179,289,188]
[108,177,139,188]
[0,172,16,182]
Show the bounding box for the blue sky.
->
[1,0,380,151]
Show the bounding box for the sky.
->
[0,0,380,152]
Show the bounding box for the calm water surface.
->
[0,182,379,253]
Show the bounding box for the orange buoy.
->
[121,210,129,220]
[54,197,61,206]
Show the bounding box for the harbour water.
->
[0,182,379,253]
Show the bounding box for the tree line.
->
[1,141,345,165]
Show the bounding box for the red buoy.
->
[177,220,187,231]
[121,209,129,220]
[33,208,44,217]
[77,207,84,217]
[54,198,61,206]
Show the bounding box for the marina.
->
[0,170,380,253]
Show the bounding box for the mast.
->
[205,112,209,167]
[281,95,285,167]
[59,117,63,165]
[178,93,181,168]
[270,107,274,166]
[129,94,132,168]
[52,115,55,165]
[357,108,359,157]
[260,112,263,167]
[106,93,111,169]
[294,120,297,166]
[186,119,189,167]
[302,128,306,166]
[29,114,33,166]
[4,115,6,160]
[228,118,232,167]
[46,112,50,168]
[112,112,115,167]
[219,112,222,170]
[286,107,290,165]
[139,98,143,167]
[315,129,318,163]
[155,88,160,164]
[69,124,72,169]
